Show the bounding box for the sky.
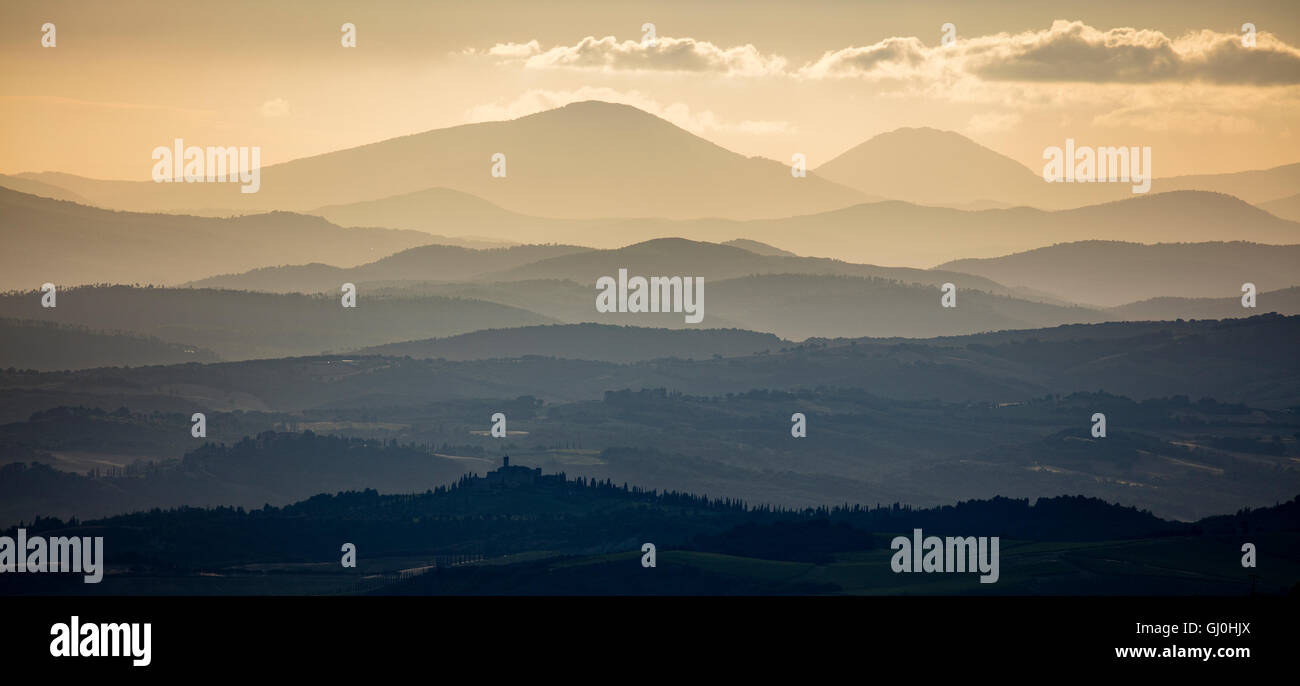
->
[2,0,1299,180]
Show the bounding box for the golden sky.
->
[2,0,1299,180]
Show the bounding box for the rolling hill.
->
[482,237,1016,293]
[0,188,436,290]
[357,324,787,362]
[1261,192,1300,223]
[938,241,1300,307]
[735,191,1300,268]
[1109,286,1300,320]
[0,318,220,371]
[0,286,557,361]
[190,243,594,292]
[309,186,535,238]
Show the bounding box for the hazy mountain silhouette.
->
[731,191,1300,267]
[0,318,219,370]
[341,279,633,325]
[1110,286,1300,320]
[702,274,1103,339]
[1261,192,1300,223]
[817,127,1057,208]
[14,101,866,220]
[939,241,1300,307]
[0,286,556,360]
[310,186,533,238]
[817,127,1300,210]
[344,273,1096,339]
[1159,162,1300,206]
[0,188,436,290]
[0,174,92,204]
[722,239,798,256]
[190,243,593,292]
[357,323,787,362]
[483,237,1015,293]
[20,110,1297,223]
[460,190,1300,267]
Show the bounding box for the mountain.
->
[0,188,436,290]
[310,186,532,241]
[458,190,1299,268]
[1261,192,1300,223]
[938,241,1300,307]
[702,274,1103,340]
[737,191,1300,268]
[483,237,1015,294]
[14,101,867,220]
[1110,286,1300,320]
[0,174,92,204]
[722,239,798,256]
[190,243,594,292]
[346,272,1100,340]
[1160,162,1300,206]
[816,127,1058,208]
[0,318,220,371]
[357,324,787,362]
[0,286,557,361]
[816,127,1300,210]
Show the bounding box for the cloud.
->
[260,98,291,118]
[484,40,540,59]
[475,23,1300,86]
[1092,106,1259,134]
[799,37,936,80]
[801,21,1300,85]
[464,87,794,135]
[472,35,787,76]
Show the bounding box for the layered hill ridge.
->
[0,187,436,290]
[939,240,1300,307]
[13,101,867,221]
[8,103,1298,226]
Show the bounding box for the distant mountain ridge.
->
[13,109,1297,222]
[13,101,867,221]
[190,243,594,292]
[939,240,1300,307]
[357,324,787,362]
[817,127,1300,210]
[0,286,557,361]
[0,187,436,290]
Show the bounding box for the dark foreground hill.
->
[3,461,1296,596]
